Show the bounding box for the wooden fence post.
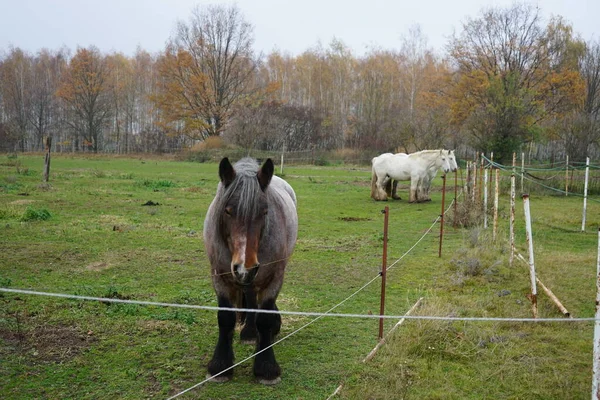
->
[378,206,389,340]
[493,168,499,241]
[439,174,446,258]
[565,155,569,196]
[43,136,52,182]
[592,228,600,399]
[582,157,590,232]
[510,153,516,267]
[483,168,488,229]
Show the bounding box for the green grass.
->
[0,153,599,399]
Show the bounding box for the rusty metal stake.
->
[439,174,446,258]
[453,170,458,229]
[378,206,389,340]
[523,194,538,318]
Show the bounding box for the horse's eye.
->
[224,207,233,216]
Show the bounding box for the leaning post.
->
[439,174,447,258]
[523,194,538,318]
[378,206,389,340]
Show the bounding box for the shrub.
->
[19,207,51,222]
[192,136,225,150]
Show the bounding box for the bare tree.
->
[168,4,256,138]
[0,47,31,151]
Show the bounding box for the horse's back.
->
[271,175,297,208]
[267,175,298,253]
[374,153,411,180]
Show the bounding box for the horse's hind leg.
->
[240,286,258,344]
[391,180,401,200]
[254,297,282,384]
[207,295,236,382]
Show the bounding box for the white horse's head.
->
[439,150,452,174]
[446,150,458,172]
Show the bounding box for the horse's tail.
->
[370,165,378,199]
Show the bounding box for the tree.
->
[57,47,112,152]
[447,4,584,162]
[0,47,32,151]
[155,4,256,140]
[29,49,66,150]
[559,40,600,159]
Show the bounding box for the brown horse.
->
[203,157,298,384]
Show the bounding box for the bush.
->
[19,207,51,222]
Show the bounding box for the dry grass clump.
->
[190,136,225,151]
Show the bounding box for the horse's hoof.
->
[392,196,401,200]
[258,376,281,385]
[205,373,231,383]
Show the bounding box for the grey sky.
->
[0,0,597,57]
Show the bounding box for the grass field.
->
[1,153,599,399]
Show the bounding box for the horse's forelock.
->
[213,162,265,235]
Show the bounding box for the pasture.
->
[1,154,599,399]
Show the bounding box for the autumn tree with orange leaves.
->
[57,47,112,152]
[448,3,585,162]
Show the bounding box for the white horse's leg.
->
[372,173,387,201]
[419,176,431,202]
[378,175,389,201]
[409,177,418,203]
[391,180,401,200]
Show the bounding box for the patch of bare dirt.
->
[86,261,112,271]
[9,199,36,205]
[338,216,371,222]
[0,323,97,363]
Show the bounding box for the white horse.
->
[388,149,458,202]
[370,149,452,202]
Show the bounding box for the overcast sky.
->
[0,0,597,57]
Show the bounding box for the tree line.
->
[1,3,598,162]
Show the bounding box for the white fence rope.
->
[1,288,595,323]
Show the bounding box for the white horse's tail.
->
[370,165,378,199]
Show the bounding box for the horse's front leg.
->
[254,298,282,384]
[409,178,418,203]
[207,295,236,382]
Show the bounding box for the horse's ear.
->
[219,157,236,187]
[257,158,274,191]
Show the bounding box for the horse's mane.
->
[211,158,269,244]
[409,149,443,157]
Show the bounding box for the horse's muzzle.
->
[233,264,259,286]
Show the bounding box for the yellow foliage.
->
[190,136,225,151]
